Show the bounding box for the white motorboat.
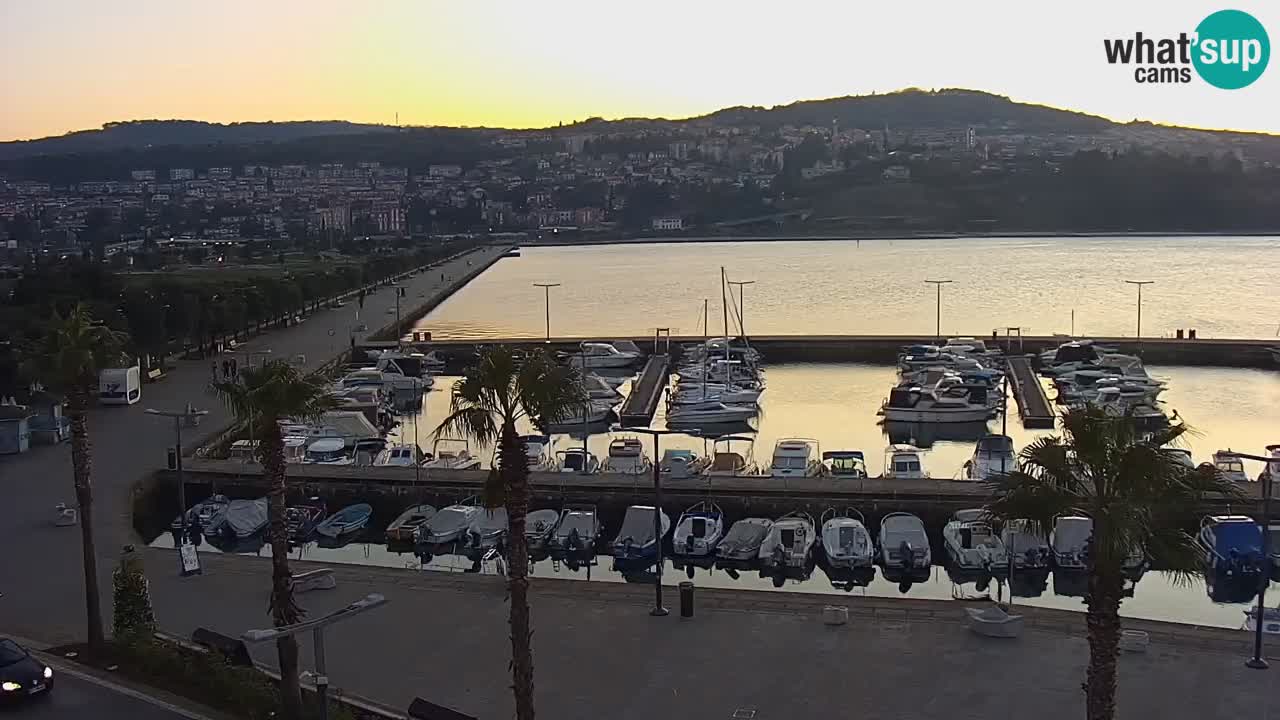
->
[304,437,353,465]
[758,512,816,570]
[550,505,601,557]
[374,349,437,382]
[703,435,759,477]
[555,447,599,474]
[1212,450,1251,483]
[552,399,616,426]
[423,438,481,471]
[671,501,725,558]
[898,350,984,373]
[228,437,308,464]
[666,400,757,425]
[881,382,992,423]
[670,383,762,405]
[581,374,624,400]
[525,508,562,550]
[612,505,670,562]
[819,509,875,569]
[715,518,773,562]
[883,445,929,479]
[960,434,1017,481]
[1196,515,1266,577]
[877,512,931,571]
[373,443,426,467]
[569,342,643,369]
[659,448,709,479]
[822,451,868,479]
[942,509,1008,571]
[768,438,824,478]
[1051,515,1146,572]
[1038,340,1109,374]
[385,504,437,543]
[601,436,652,475]
[1001,519,1052,570]
[520,434,558,471]
[676,359,761,385]
[418,503,482,544]
[466,507,509,551]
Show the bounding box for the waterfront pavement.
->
[0,245,506,646]
[3,667,215,720]
[140,550,1276,720]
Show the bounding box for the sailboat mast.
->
[702,298,709,400]
[720,267,730,366]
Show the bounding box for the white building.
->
[170,168,195,181]
[428,164,463,179]
[130,169,156,181]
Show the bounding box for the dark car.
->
[0,638,54,701]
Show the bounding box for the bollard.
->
[679,581,695,618]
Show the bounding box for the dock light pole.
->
[243,594,388,720]
[145,407,209,566]
[726,279,755,338]
[1221,451,1274,670]
[925,280,953,341]
[533,282,560,342]
[1123,280,1153,341]
[625,426,698,617]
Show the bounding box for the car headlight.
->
[43,666,53,679]
[1,681,20,691]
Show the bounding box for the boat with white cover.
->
[883,445,929,479]
[423,438,481,470]
[703,435,759,477]
[303,437,354,465]
[943,509,1008,571]
[1051,515,1145,572]
[671,501,725,558]
[768,438,824,478]
[758,512,816,570]
[220,498,269,539]
[602,436,652,475]
[877,512,931,572]
[960,434,1017,481]
[1212,450,1251,483]
[466,507,509,552]
[418,503,482,544]
[819,509,875,569]
[612,505,670,562]
[715,518,773,563]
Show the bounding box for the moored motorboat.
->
[881,381,992,423]
[883,445,928,479]
[385,504,437,543]
[602,436,652,475]
[960,434,1017,481]
[555,447,599,474]
[665,400,757,425]
[519,434,558,471]
[285,499,326,541]
[942,509,1008,572]
[877,512,931,572]
[567,341,644,369]
[1001,519,1052,570]
[703,435,759,477]
[304,438,353,465]
[423,438,481,471]
[758,511,816,571]
[315,503,372,539]
[172,494,229,531]
[524,509,562,551]
[1212,450,1251,483]
[659,449,709,479]
[671,501,725,559]
[822,451,868,479]
[220,498,270,540]
[550,505,601,558]
[715,518,772,563]
[466,507,509,553]
[1196,515,1265,578]
[768,438,824,478]
[819,509,875,569]
[1051,515,1145,572]
[374,443,426,467]
[418,503,482,545]
[612,505,670,562]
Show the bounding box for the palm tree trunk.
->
[68,386,105,650]
[499,423,536,720]
[1084,560,1125,720]
[261,424,304,720]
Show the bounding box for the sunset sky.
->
[1,0,1276,141]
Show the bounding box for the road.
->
[1,669,195,720]
[0,244,506,645]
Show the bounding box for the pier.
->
[617,354,671,426]
[1006,355,1056,429]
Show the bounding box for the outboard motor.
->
[771,544,785,568]
[469,529,482,549]
[898,541,913,570]
[685,534,696,555]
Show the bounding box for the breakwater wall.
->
[369,245,513,342]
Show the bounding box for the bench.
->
[145,368,167,382]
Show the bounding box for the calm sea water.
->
[415,237,1280,339]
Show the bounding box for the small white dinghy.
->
[758,512,816,570]
[671,501,725,559]
[819,508,875,569]
[964,605,1024,638]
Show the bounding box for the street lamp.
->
[726,279,755,338]
[622,426,698,616]
[146,406,209,573]
[1123,280,1154,340]
[1221,450,1274,670]
[924,279,953,340]
[532,282,560,342]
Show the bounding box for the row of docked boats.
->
[882,338,1005,424]
[172,496,374,546]
[1040,340,1169,426]
[666,336,764,426]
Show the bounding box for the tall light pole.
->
[624,426,698,617]
[726,279,755,338]
[1123,280,1154,340]
[925,279,953,341]
[1222,450,1274,670]
[532,282,560,342]
[146,406,209,565]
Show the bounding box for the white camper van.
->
[99,366,141,405]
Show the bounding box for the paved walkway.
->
[0,245,505,645]
[139,551,1275,720]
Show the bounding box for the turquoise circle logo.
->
[1192,10,1270,89]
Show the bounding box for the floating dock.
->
[1006,355,1056,429]
[618,355,670,426]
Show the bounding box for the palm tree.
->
[210,361,336,720]
[434,347,583,720]
[985,406,1242,720]
[25,304,127,651]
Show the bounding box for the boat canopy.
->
[976,435,1015,455]
[615,506,659,546]
[1208,518,1263,555]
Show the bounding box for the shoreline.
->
[510,229,1280,247]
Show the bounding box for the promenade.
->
[0,245,505,645]
[141,550,1275,720]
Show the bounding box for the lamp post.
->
[726,279,755,338]
[146,406,209,570]
[532,282,560,342]
[1123,280,1153,340]
[624,426,698,616]
[1221,450,1274,670]
[925,279,953,341]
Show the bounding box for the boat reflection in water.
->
[882,420,990,448]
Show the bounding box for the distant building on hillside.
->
[651,217,683,231]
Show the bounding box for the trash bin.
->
[679,581,695,618]
[167,447,177,470]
